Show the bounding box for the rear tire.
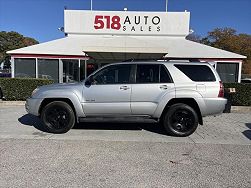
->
[162,103,198,137]
[41,101,75,134]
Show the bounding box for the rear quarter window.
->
[174,64,216,82]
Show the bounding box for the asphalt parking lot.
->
[0,105,251,187]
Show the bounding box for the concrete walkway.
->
[0,105,250,145]
[0,105,250,188]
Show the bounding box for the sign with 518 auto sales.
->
[64,10,190,36]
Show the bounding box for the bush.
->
[0,78,53,101]
[223,83,251,106]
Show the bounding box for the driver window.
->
[92,64,132,84]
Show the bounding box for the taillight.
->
[218,81,224,97]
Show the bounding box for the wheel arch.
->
[161,98,203,125]
[39,98,78,122]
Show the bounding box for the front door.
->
[82,64,133,116]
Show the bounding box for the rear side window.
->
[160,65,172,83]
[174,64,216,82]
[136,64,172,83]
[136,64,159,83]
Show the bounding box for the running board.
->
[78,116,159,123]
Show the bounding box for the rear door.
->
[131,64,175,115]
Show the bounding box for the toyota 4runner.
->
[26,61,227,136]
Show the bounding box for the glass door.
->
[62,59,79,83]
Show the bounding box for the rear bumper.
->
[25,98,43,116]
[202,98,227,116]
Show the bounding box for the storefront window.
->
[87,63,99,76]
[62,59,79,82]
[216,62,239,83]
[38,59,59,82]
[14,58,36,78]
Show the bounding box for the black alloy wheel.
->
[163,103,198,137]
[41,101,75,133]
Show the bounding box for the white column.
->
[35,58,38,78]
[59,59,63,83]
[78,59,81,81]
[238,61,242,83]
[11,56,14,78]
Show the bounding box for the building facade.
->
[8,10,246,83]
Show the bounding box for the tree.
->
[186,33,201,43]
[0,31,39,70]
[201,28,251,75]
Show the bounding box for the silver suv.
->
[26,61,227,136]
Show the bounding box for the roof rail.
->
[122,58,159,62]
[123,58,201,62]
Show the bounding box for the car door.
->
[82,64,133,116]
[131,64,175,115]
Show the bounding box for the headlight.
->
[31,88,39,96]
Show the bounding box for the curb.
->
[231,106,251,113]
[0,101,25,106]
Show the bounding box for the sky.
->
[0,0,250,43]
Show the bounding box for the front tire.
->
[162,103,198,137]
[41,101,75,133]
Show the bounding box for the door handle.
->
[120,86,130,90]
[159,85,168,90]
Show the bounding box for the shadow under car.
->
[18,114,167,135]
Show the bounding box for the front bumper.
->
[25,98,43,116]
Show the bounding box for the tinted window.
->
[216,62,239,83]
[62,59,79,83]
[136,64,172,83]
[160,65,172,83]
[38,59,59,82]
[174,64,216,82]
[93,64,132,84]
[136,64,159,83]
[14,58,36,78]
